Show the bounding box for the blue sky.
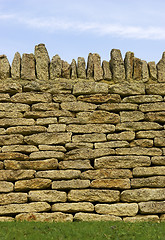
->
[0,0,165,64]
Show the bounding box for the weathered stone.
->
[0,217,14,222]
[109,83,145,96]
[121,188,165,202]
[21,53,36,80]
[0,118,35,127]
[133,57,142,81]
[53,94,76,102]
[0,55,10,79]
[73,81,108,95]
[29,151,64,160]
[68,189,120,202]
[11,52,21,79]
[95,203,138,216]
[122,95,163,103]
[130,139,153,148]
[139,201,165,214]
[67,124,115,133]
[52,179,90,190]
[35,43,50,80]
[131,176,165,188]
[146,83,165,95]
[99,103,138,111]
[65,143,93,150]
[141,60,149,82]
[102,60,112,80]
[160,214,165,222]
[77,57,86,78]
[6,126,46,135]
[95,156,151,169]
[0,202,51,215]
[70,59,77,79]
[107,131,135,141]
[47,124,66,132]
[36,118,58,125]
[0,134,23,145]
[32,103,59,111]
[110,49,125,82]
[124,215,160,223]
[74,212,122,221]
[0,103,30,112]
[95,141,129,148]
[136,130,165,139]
[59,160,93,170]
[61,101,96,112]
[5,159,58,171]
[0,181,14,192]
[61,61,70,79]
[52,202,94,213]
[11,92,52,103]
[0,152,29,161]
[16,212,73,222]
[148,61,157,81]
[139,102,165,112]
[93,53,103,81]
[124,51,134,81]
[145,112,165,123]
[87,53,93,79]
[152,156,165,165]
[154,137,165,147]
[120,111,144,122]
[0,193,27,205]
[116,122,162,131]
[0,82,22,94]
[0,170,35,181]
[0,162,3,169]
[23,80,41,92]
[0,128,5,135]
[29,190,67,202]
[35,170,81,180]
[15,178,52,191]
[0,111,23,118]
[58,117,86,124]
[0,93,10,102]
[24,110,73,118]
[116,147,162,156]
[24,132,72,145]
[77,94,121,103]
[38,145,66,152]
[90,179,130,189]
[157,52,165,82]
[50,55,62,79]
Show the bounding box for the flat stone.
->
[0,93,10,102]
[139,102,165,112]
[0,181,14,192]
[145,112,165,123]
[21,53,36,80]
[157,52,165,82]
[61,61,70,79]
[38,145,66,152]
[52,179,90,190]
[124,215,160,223]
[77,57,86,78]
[90,179,131,189]
[136,130,165,139]
[0,193,27,205]
[71,59,77,79]
[52,202,94,213]
[0,152,29,161]
[107,131,135,141]
[99,103,138,111]
[116,122,162,131]
[95,141,129,148]
[68,189,120,202]
[139,201,165,214]
[160,214,165,222]
[28,190,67,202]
[122,95,163,103]
[72,133,106,143]
[102,60,112,80]
[24,110,73,118]
[124,51,134,81]
[0,217,14,222]
[0,82,22,94]
[61,101,97,112]
[110,49,125,82]
[0,118,34,127]
[77,94,121,103]
[115,147,162,156]
[73,81,108,95]
[59,160,93,170]
[11,92,52,103]
[0,162,3,169]
[95,156,151,169]
[0,111,23,118]
[53,94,76,102]
[120,111,144,122]
[15,178,52,191]
[109,83,145,96]
[6,126,46,135]
[0,128,5,135]
[29,151,64,160]
[65,143,93,150]
[93,53,103,81]
[148,61,157,81]
[0,55,10,79]
[0,134,23,145]
[35,170,81,180]
[66,124,115,133]
[95,203,138,216]
[74,212,122,222]
[50,55,62,79]
[146,83,165,95]
[133,166,165,177]
[32,103,59,111]
[36,118,58,125]
[121,188,165,202]
[152,156,165,165]
[0,170,35,181]
[11,52,21,79]
[0,103,30,112]
[130,139,153,148]
[131,176,165,188]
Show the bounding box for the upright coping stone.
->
[0,55,10,79]
[110,49,125,83]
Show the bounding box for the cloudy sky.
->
[0,0,165,64]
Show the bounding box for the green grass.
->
[0,221,165,240]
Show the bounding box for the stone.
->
[59,160,93,170]
[65,143,93,150]
[131,176,165,188]
[0,152,29,161]
[0,162,3,169]
[61,61,70,79]
[148,61,157,81]
[66,124,115,133]
[4,159,58,171]
[77,94,121,103]
[35,170,81,180]
[95,203,138,216]
[124,51,134,81]
[11,92,52,103]
[102,60,112,80]
[146,83,165,95]
[152,156,165,165]
[50,55,62,79]
[0,128,5,135]
[61,101,97,112]
[145,112,165,123]
[0,170,35,181]
[36,118,58,125]
[109,83,145,96]
[107,131,135,141]
[110,49,125,82]
[15,178,52,191]
[95,141,129,148]
[0,202,51,215]
[133,57,142,81]
[0,193,27,205]
[0,134,23,145]
[35,43,50,80]
[115,147,162,156]
[157,52,165,82]
[77,57,86,78]
[0,103,30,112]
[154,137,165,146]
[139,102,165,112]
[53,94,76,102]
[0,82,22,94]
[0,217,14,222]
[32,103,59,111]
[71,59,77,79]
[73,81,108,95]
[29,151,64,160]
[87,53,94,79]
[120,111,144,122]
[28,190,67,202]
[160,214,165,222]
[47,124,66,132]
[0,118,35,127]
[16,212,73,222]
[0,111,23,118]
[130,139,153,148]
[99,103,138,112]
[123,215,160,223]
[0,181,14,192]
[38,145,66,152]
[24,132,72,145]
[52,179,90,190]
[0,93,10,102]
[11,52,21,79]
[68,189,120,202]
[52,202,94,213]
[141,60,149,82]
[139,201,165,214]
[90,179,131,189]
[121,188,165,202]
[21,53,36,80]
[136,130,165,139]
[6,126,47,135]
[122,95,163,103]
[24,110,73,118]
[116,122,162,131]
[74,212,122,222]
[93,53,103,81]
[95,156,151,169]
[0,55,10,79]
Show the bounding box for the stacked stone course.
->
[0,44,165,223]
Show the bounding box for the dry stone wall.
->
[0,44,165,223]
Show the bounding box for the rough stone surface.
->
[72,133,106,143]
[90,179,131,189]
[74,212,122,222]
[115,147,162,156]
[11,52,21,79]
[50,55,62,79]
[0,55,10,79]
[120,111,144,122]
[15,178,52,191]
[146,83,165,95]
[0,170,35,181]
[148,61,157,81]
[133,167,165,177]
[11,92,52,104]
[0,134,23,145]
[109,83,145,95]
[29,151,64,160]
[157,52,165,82]
[99,103,138,111]
[151,156,165,166]
[35,170,81,180]
[71,59,77,79]
[130,139,153,148]
[73,81,108,95]
[141,60,149,82]
[21,53,36,80]
[0,193,27,205]
[124,52,134,81]
[93,53,103,81]
[0,181,14,192]
[145,112,165,123]
[122,95,163,103]
[28,190,67,202]
[139,201,165,214]
[116,122,162,131]
[77,57,86,79]
[61,61,70,79]
[52,202,94,213]
[131,176,165,188]
[110,49,125,82]
[52,179,90,190]
[77,93,121,103]
[59,160,93,170]
[95,141,129,148]
[123,215,160,223]
[102,60,112,80]
[107,131,135,141]
[139,102,165,112]
[6,126,46,135]
[61,101,96,112]
[2,145,38,153]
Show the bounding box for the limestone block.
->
[61,101,97,112]
[110,49,125,82]
[133,57,142,81]
[52,179,90,190]
[73,81,108,95]
[35,170,81,180]
[53,94,76,102]
[0,217,14,222]
[50,55,62,79]
[141,60,149,82]
[0,128,5,135]
[120,111,144,122]
[61,61,70,79]
[0,55,10,79]
[160,214,165,222]
[65,143,93,150]
[109,83,145,96]
[0,134,23,145]
[0,193,27,205]
[0,103,30,112]
[136,130,165,139]
[68,189,120,202]
[52,202,94,213]
[154,137,165,147]
[24,110,73,118]
[66,124,115,133]
[90,179,131,189]
[148,61,157,80]
[0,111,23,118]
[59,117,82,124]
[124,51,134,81]
[87,53,94,79]
[47,124,66,132]
[95,141,129,148]
[59,160,93,170]
[131,176,165,188]
[146,83,165,95]
[139,102,165,112]
[123,215,160,223]
[121,188,165,202]
[74,212,122,222]
[0,162,3,169]
[130,139,153,148]
[32,103,59,111]
[95,203,138,216]
[6,126,47,135]
[152,156,165,165]
[0,170,35,181]
[93,53,103,81]
[115,147,162,156]
[0,152,29,161]
[29,151,64,160]
[77,93,121,103]
[38,145,66,152]
[11,52,21,79]
[102,60,112,80]
[116,122,162,131]
[21,53,36,80]
[36,118,58,125]
[11,92,52,103]
[99,103,138,111]
[35,43,50,80]
[0,93,10,102]
[157,52,165,82]
[16,212,73,222]
[122,95,163,103]
[71,59,77,79]
[77,57,86,78]
[81,169,132,180]
[15,178,52,191]
[0,118,35,127]
[28,190,67,202]
[107,131,135,141]
[0,82,22,93]
[72,133,106,143]
[95,156,151,169]
[2,145,38,153]
[0,181,14,192]
[139,201,165,214]
[145,112,165,123]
